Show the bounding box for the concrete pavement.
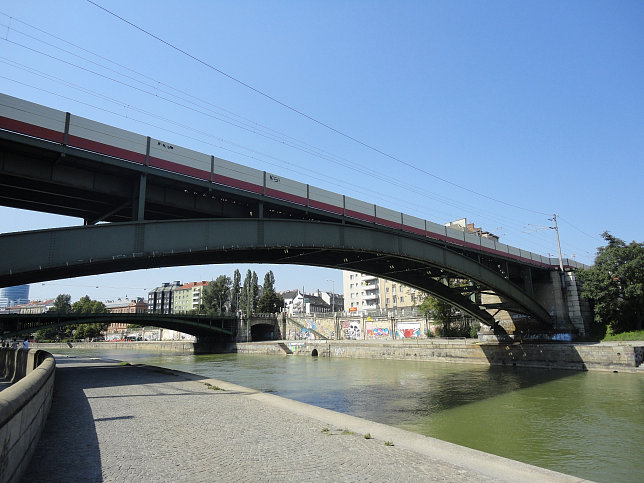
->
[25,355,586,482]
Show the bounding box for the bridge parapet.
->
[0,349,55,483]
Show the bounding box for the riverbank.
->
[34,338,643,372]
[27,354,583,482]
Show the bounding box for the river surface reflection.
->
[60,350,643,482]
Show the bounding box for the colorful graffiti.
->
[367,327,390,338]
[396,323,421,339]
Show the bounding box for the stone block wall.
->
[0,349,55,483]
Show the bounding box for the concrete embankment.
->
[238,339,644,372]
[33,339,644,372]
[0,349,55,483]
[26,355,585,482]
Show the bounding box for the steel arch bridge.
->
[0,218,555,331]
[0,312,236,339]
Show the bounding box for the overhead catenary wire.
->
[85,0,550,218]
[0,9,597,261]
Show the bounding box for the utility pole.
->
[525,214,566,288]
[549,214,566,288]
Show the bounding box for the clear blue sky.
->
[1,1,642,303]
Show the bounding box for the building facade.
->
[105,298,148,338]
[0,284,30,309]
[173,281,209,314]
[343,272,424,316]
[280,289,343,315]
[147,281,182,314]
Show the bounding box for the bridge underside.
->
[0,219,556,331]
[0,313,236,339]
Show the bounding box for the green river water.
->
[56,349,643,482]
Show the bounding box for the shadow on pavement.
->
[24,356,208,483]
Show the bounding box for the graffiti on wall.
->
[366,327,390,338]
[342,320,361,340]
[396,322,420,339]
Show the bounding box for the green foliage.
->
[34,327,61,342]
[51,294,72,314]
[71,295,108,339]
[418,295,453,324]
[418,291,458,336]
[578,232,644,334]
[72,295,107,314]
[257,270,284,313]
[240,270,259,316]
[202,275,232,314]
[231,269,241,313]
[601,329,644,341]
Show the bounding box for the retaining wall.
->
[0,349,55,483]
[236,340,644,372]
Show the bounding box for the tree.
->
[251,271,259,312]
[51,294,72,314]
[202,275,232,314]
[418,294,454,335]
[231,269,241,313]
[240,270,252,316]
[578,232,644,335]
[72,295,107,314]
[257,270,284,313]
[71,295,108,339]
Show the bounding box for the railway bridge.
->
[0,93,591,337]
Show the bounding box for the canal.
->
[55,349,642,482]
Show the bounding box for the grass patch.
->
[204,382,224,391]
[341,429,355,436]
[384,441,394,446]
[602,330,644,341]
[364,433,372,439]
[321,427,330,433]
[117,361,131,366]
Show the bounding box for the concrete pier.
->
[24,355,586,482]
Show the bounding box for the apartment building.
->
[147,281,182,314]
[343,272,382,315]
[173,281,209,314]
[343,271,425,316]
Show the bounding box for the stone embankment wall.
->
[0,349,55,483]
[32,341,198,354]
[33,339,644,373]
[235,340,644,373]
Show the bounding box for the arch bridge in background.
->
[0,219,555,332]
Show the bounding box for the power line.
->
[2,10,591,259]
[85,0,550,217]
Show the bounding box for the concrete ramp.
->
[277,343,293,355]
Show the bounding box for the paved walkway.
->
[26,355,585,482]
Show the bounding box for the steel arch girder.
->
[0,219,553,327]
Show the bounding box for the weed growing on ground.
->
[385,441,394,446]
[364,433,372,439]
[118,361,131,366]
[204,382,224,391]
[321,427,330,433]
[341,429,355,436]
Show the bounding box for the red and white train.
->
[0,93,584,270]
